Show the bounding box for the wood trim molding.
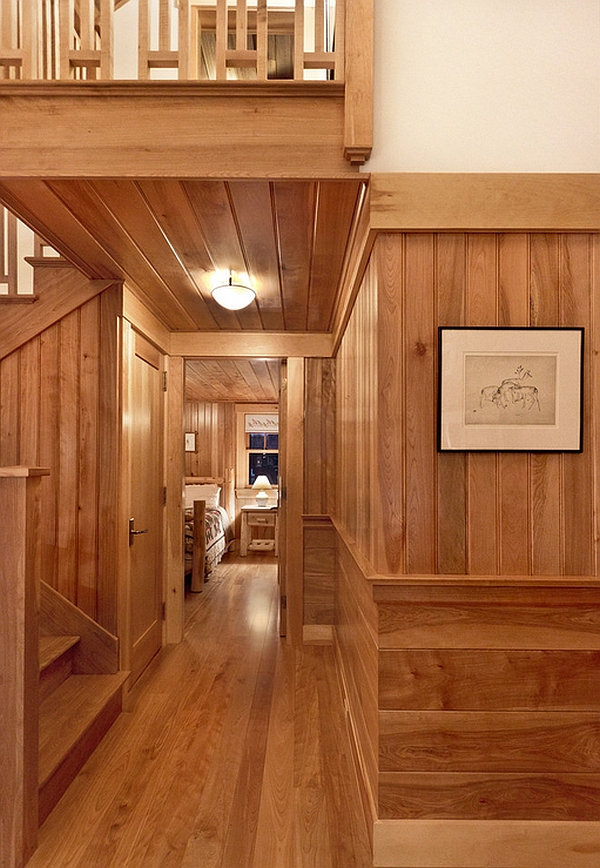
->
[370,173,600,231]
[171,331,334,358]
[373,819,600,868]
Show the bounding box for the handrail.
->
[0,0,343,82]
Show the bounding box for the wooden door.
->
[127,331,163,685]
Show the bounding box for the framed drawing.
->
[438,327,584,452]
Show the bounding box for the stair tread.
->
[39,672,128,786]
[39,635,80,671]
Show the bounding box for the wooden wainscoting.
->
[333,525,600,867]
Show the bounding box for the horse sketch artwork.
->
[465,355,557,427]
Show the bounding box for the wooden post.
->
[344,0,373,164]
[0,466,50,868]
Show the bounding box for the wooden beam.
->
[370,173,600,231]
[170,331,334,358]
[0,82,354,178]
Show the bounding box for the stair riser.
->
[39,650,75,704]
[38,689,122,826]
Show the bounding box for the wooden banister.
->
[0,467,50,868]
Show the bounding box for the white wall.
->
[367,0,600,172]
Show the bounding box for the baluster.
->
[99,0,113,79]
[332,0,344,82]
[58,0,74,78]
[178,0,191,79]
[159,0,170,53]
[138,0,150,79]
[314,0,324,54]
[236,0,247,52]
[0,208,18,296]
[256,0,267,80]
[293,0,304,81]
[215,0,227,81]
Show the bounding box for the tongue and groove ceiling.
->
[0,177,366,333]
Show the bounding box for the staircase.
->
[38,634,128,825]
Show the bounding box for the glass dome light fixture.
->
[211,273,256,311]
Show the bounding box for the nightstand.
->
[240,506,278,556]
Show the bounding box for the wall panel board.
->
[0,272,121,628]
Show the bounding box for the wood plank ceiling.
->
[0,176,366,403]
[0,177,367,333]
[185,358,281,403]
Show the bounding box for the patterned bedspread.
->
[184,505,231,576]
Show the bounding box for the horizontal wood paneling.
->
[0,273,121,629]
[379,711,600,773]
[379,650,600,711]
[378,772,600,820]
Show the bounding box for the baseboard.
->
[302,624,334,644]
[373,819,600,868]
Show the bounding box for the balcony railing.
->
[0,0,343,82]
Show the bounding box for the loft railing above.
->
[0,0,344,82]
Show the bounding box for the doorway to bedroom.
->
[182,357,288,635]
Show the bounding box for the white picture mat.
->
[439,328,583,451]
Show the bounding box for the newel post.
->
[0,467,50,868]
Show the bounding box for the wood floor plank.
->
[28,556,372,868]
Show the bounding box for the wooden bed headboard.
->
[184,469,235,522]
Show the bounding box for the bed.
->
[184,477,234,592]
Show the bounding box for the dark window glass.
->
[249,433,265,449]
[266,433,279,450]
[249,453,278,485]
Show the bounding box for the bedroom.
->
[182,358,281,593]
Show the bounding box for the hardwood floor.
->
[28,555,372,868]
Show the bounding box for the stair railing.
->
[0,467,50,868]
[0,0,343,82]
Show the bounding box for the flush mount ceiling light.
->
[211,274,256,311]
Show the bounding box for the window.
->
[247,432,278,485]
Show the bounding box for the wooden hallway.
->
[26,555,372,868]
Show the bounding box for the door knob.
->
[129,517,149,546]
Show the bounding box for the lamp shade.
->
[211,277,256,310]
[252,474,272,506]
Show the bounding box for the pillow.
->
[185,484,221,510]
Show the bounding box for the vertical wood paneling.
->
[336,230,599,580]
[561,235,594,576]
[0,276,122,633]
[466,235,500,575]
[0,351,20,466]
[57,311,80,602]
[436,234,467,574]
[498,234,530,575]
[304,358,335,516]
[77,298,100,618]
[530,235,562,574]
[404,235,436,574]
[376,237,404,574]
[39,324,60,590]
[19,339,40,466]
